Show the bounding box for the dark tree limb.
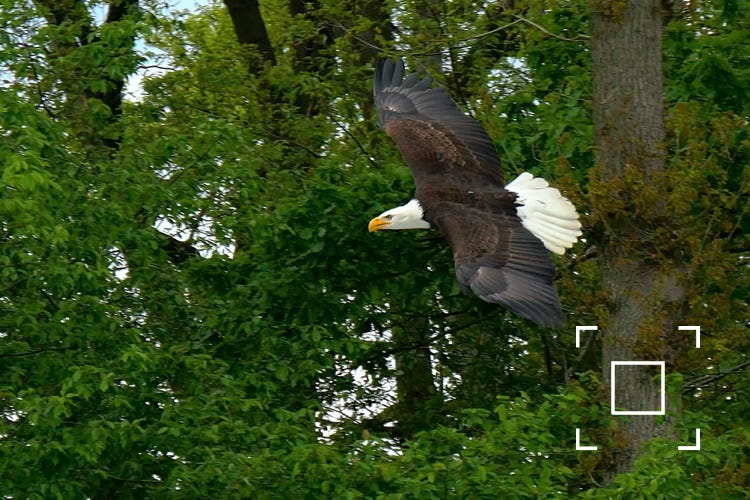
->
[34,0,139,150]
[161,234,201,266]
[223,0,277,71]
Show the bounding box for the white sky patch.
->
[154,216,235,258]
[107,246,130,281]
[318,360,398,439]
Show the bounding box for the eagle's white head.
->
[368,199,431,232]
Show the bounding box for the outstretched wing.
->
[435,203,564,327]
[373,58,503,189]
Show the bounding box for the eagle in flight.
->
[368,58,582,327]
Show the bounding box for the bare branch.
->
[684,361,750,391]
[0,346,79,358]
[513,14,590,42]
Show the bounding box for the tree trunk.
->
[223,0,276,71]
[34,0,138,151]
[392,316,439,439]
[590,0,686,481]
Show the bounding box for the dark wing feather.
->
[436,205,564,327]
[373,58,503,187]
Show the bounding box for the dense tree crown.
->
[1,0,748,497]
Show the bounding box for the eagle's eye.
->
[384,214,393,220]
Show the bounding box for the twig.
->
[1,346,79,358]
[454,18,523,44]
[137,64,177,72]
[683,361,750,391]
[513,14,590,42]
[330,116,379,168]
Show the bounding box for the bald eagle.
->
[368,58,582,327]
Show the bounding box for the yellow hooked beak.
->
[368,216,391,233]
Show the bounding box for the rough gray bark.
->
[592,1,666,180]
[590,0,686,481]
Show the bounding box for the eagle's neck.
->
[395,198,431,229]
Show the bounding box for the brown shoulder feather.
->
[373,58,503,188]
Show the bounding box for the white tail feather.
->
[506,172,582,255]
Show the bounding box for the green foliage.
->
[0,0,747,497]
[583,422,750,499]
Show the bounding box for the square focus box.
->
[610,361,665,415]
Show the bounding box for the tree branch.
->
[223,0,276,71]
[0,346,79,358]
[683,361,750,391]
[513,14,590,42]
